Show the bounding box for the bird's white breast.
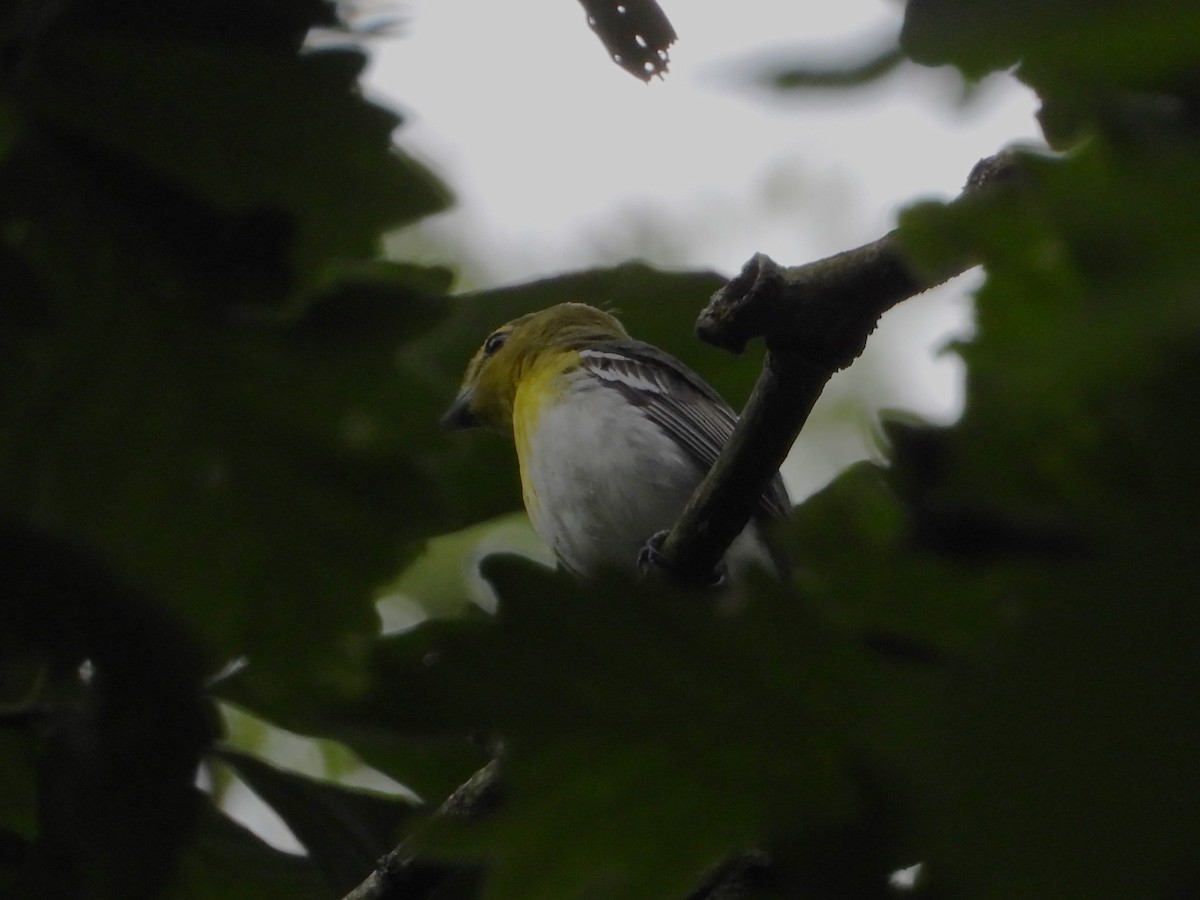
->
[517,375,702,576]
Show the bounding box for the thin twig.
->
[341,760,500,900]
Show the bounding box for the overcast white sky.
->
[361,0,1041,497]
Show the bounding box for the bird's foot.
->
[638,530,729,590]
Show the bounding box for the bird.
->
[441,302,789,583]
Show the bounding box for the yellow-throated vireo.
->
[442,303,789,582]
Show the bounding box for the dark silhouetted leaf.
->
[902,0,1200,146]
[1,527,216,900]
[578,0,676,81]
[346,556,905,899]
[888,135,1200,898]
[768,43,905,91]
[21,36,450,295]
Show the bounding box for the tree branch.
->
[652,151,1025,584]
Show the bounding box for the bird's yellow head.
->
[442,302,628,432]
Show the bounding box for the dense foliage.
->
[1,0,1197,897]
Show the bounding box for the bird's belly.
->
[519,388,701,576]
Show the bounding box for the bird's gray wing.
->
[578,340,790,520]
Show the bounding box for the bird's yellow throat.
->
[511,349,580,516]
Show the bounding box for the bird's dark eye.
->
[483,330,508,356]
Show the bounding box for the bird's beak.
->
[440,389,479,430]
